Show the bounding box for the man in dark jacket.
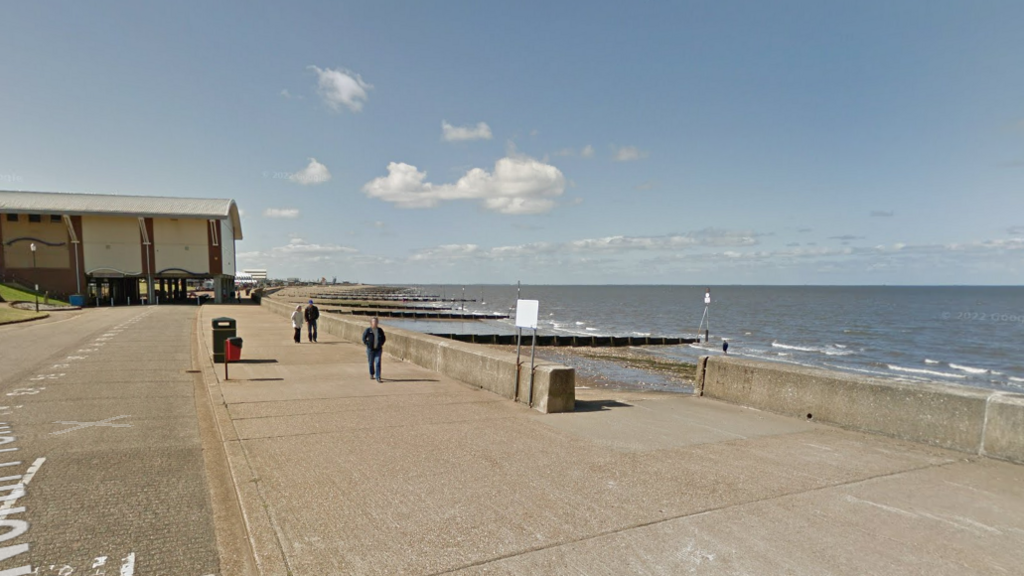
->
[304,300,320,343]
[362,317,386,382]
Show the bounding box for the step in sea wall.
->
[696,355,1024,464]
[262,297,574,413]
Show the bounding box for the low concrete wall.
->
[263,297,574,413]
[698,355,1024,464]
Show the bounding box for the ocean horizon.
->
[378,284,1024,394]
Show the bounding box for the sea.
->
[381,285,1024,394]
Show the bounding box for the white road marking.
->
[120,552,135,576]
[0,458,44,517]
[30,374,64,381]
[66,356,86,360]
[51,416,132,435]
[6,388,44,396]
[51,364,70,369]
[92,556,108,568]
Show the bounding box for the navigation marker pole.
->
[697,288,711,343]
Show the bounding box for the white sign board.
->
[515,299,539,329]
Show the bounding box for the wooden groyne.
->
[313,293,475,303]
[327,309,508,320]
[431,333,697,347]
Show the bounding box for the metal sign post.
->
[514,326,523,400]
[515,298,540,407]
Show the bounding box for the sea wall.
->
[262,297,574,413]
[697,355,1024,464]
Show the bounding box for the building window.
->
[4,214,16,222]
[50,215,62,223]
[28,214,41,223]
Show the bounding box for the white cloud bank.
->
[290,158,332,185]
[362,155,566,214]
[263,208,300,219]
[441,121,493,142]
[309,65,372,112]
[614,146,648,161]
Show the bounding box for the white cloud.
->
[410,244,480,261]
[237,238,361,268]
[273,237,358,256]
[614,146,648,162]
[553,145,594,158]
[566,229,759,252]
[289,158,332,185]
[405,229,761,265]
[362,155,566,215]
[441,121,493,142]
[263,208,300,219]
[309,65,372,112]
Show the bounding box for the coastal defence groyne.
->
[261,297,575,413]
[697,355,1024,464]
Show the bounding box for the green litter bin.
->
[212,317,236,363]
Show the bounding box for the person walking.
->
[304,299,320,343]
[291,304,303,343]
[362,317,386,382]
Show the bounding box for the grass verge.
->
[0,283,71,306]
[0,306,48,325]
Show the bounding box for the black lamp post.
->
[30,242,38,313]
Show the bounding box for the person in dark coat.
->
[362,317,386,382]
[304,299,320,342]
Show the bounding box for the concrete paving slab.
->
[228,389,499,420]
[534,393,819,452]
[232,398,520,440]
[447,459,1024,576]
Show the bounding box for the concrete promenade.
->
[200,304,1024,575]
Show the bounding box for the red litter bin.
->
[225,337,243,362]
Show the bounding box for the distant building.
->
[0,190,242,304]
[243,268,267,282]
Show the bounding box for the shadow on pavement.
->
[572,399,634,413]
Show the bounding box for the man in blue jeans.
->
[362,317,386,382]
[304,299,319,342]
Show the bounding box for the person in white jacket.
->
[291,304,303,343]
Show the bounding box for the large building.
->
[0,190,242,304]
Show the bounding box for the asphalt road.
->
[0,306,220,576]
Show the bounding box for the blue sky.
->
[2,1,1022,284]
